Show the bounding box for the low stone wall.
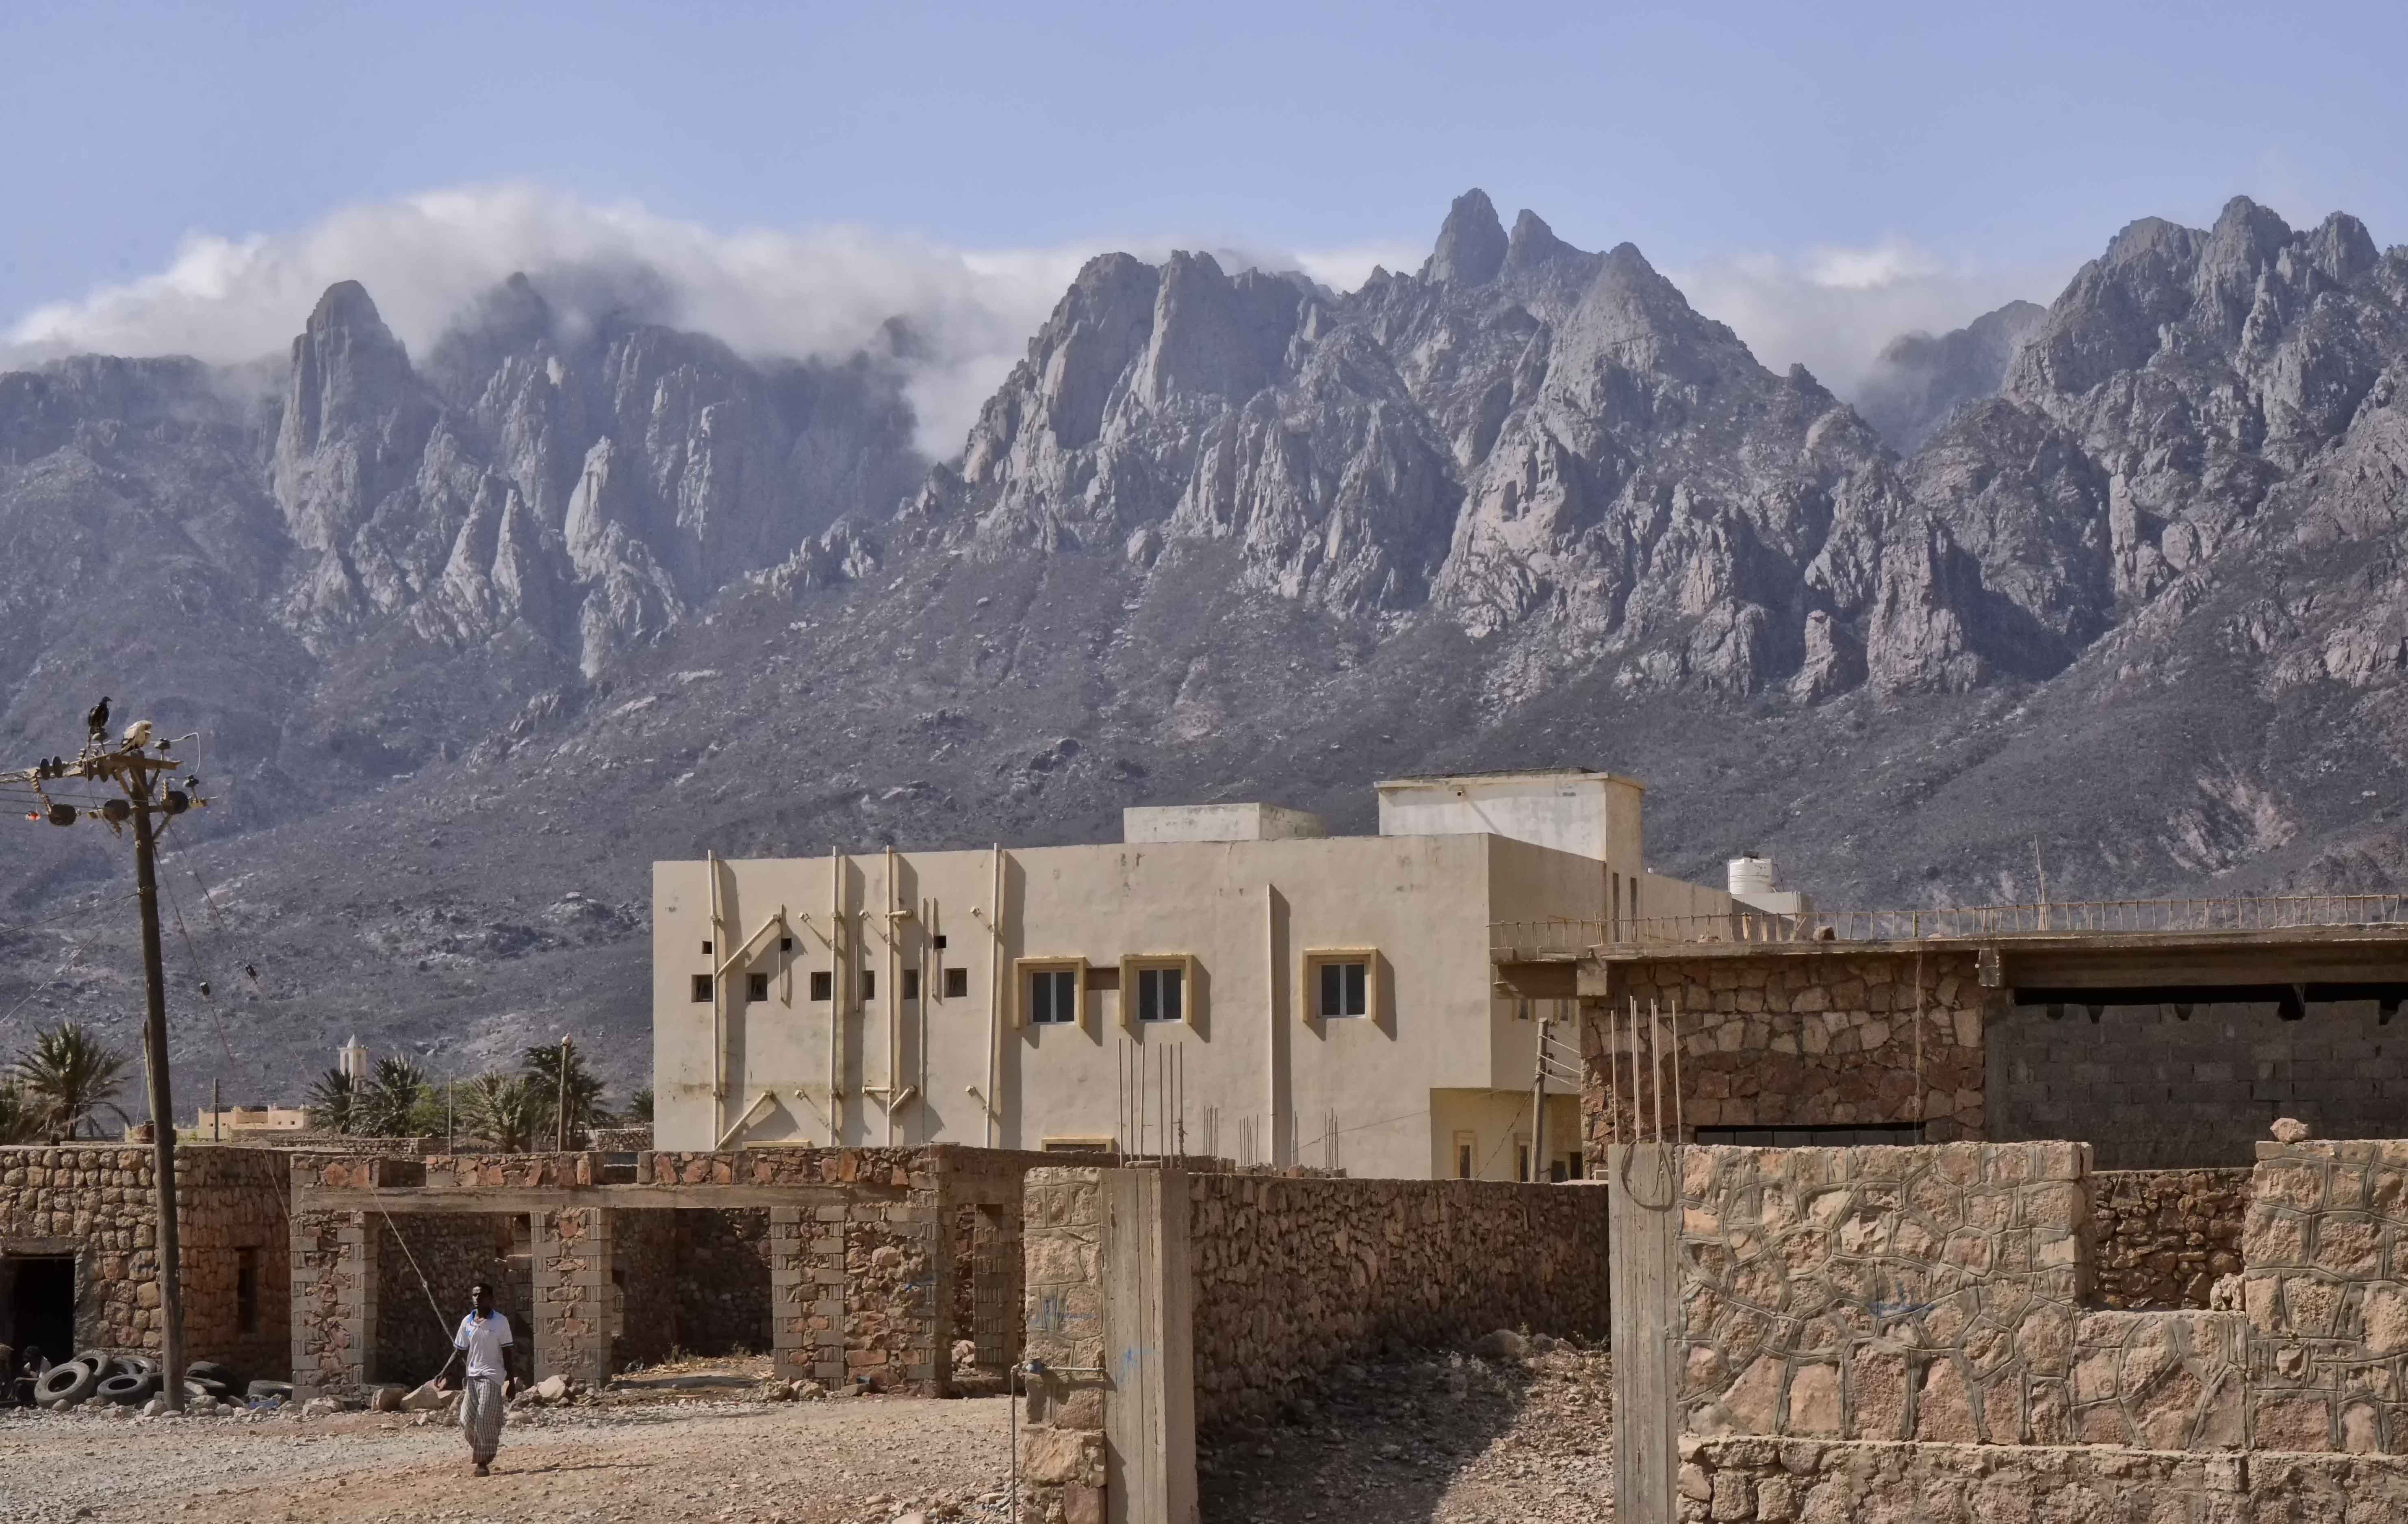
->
[1680,1141,2091,1447]
[1186,1172,1611,1430]
[2241,1138,2408,1454]
[0,1144,287,1375]
[1589,952,1991,1161]
[2089,1168,2250,1309]
[1681,1434,2408,1521]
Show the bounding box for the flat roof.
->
[1375,768,1644,791]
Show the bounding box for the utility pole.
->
[556,1037,572,1152]
[7,709,209,1412]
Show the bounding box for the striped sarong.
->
[459,1376,506,1463]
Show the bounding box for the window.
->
[902,969,921,1000]
[690,973,713,1003]
[1135,965,1184,1023]
[1317,960,1368,1018]
[1515,1140,1531,1183]
[809,971,832,1002]
[935,934,948,950]
[779,935,794,952]
[1453,1132,1475,1180]
[236,1248,258,1334]
[746,971,770,1003]
[1029,968,1078,1024]
[943,967,969,999]
[860,971,876,1001]
[702,940,713,955]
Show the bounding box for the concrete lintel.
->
[293,1182,860,1213]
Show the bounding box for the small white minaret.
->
[338,1036,369,1082]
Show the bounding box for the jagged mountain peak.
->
[1422,188,1509,286]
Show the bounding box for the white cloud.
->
[1672,241,2069,399]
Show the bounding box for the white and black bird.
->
[121,719,153,749]
[85,696,110,744]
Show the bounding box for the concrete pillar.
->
[531,1206,613,1387]
[289,1206,375,1398]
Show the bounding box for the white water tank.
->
[1727,855,1776,897]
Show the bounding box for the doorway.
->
[6,1256,76,1360]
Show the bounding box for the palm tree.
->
[625,1088,654,1125]
[360,1056,429,1137]
[461,1073,546,1153]
[0,1080,43,1145]
[305,1068,360,1134]
[11,1023,133,1140]
[521,1042,608,1148]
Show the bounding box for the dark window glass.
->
[903,969,921,1000]
[1136,965,1184,1022]
[691,974,713,1003]
[1318,960,1367,1017]
[702,941,713,955]
[809,971,832,1002]
[1456,1145,1473,1180]
[860,971,876,1001]
[943,967,969,999]
[1030,969,1077,1024]
[746,972,769,1003]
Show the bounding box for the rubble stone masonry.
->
[1589,952,1991,1160]
[0,1144,287,1375]
[2090,1168,2250,1310]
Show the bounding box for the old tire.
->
[246,1379,293,1403]
[108,1355,158,1381]
[97,1372,157,1405]
[186,1360,232,1384]
[37,1360,100,1407]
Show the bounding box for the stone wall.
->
[1590,952,1990,1164]
[1679,1141,2091,1447]
[610,1208,678,1370]
[1017,1168,1109,1524]
[2241,1138,2408,1454]
[0,1144,287,1375]
[1680,1435,2408,1521]
[670,1208,770,1355]
[2090,1168,2250,1310]
[1185,1172,1612,1431]
[1988,998,2408,1168]
[2070,1309,2248,1450]
[371,1213,525,1385]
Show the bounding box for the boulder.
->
[1471,1329,1529,1360]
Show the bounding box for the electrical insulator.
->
[164,790,190,814]
[47,803,76,827]
[101,798,131,823]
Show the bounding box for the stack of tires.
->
[33,1354,265,1409]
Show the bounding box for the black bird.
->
[85,696,110,743]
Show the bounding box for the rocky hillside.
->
[3,190,2405,1102]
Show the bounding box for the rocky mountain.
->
[4,190,2407,1106]
[1855,299,2046,451]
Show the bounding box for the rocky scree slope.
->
[6,191,2408,1097]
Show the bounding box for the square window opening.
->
[1316,959,1369,1019]
[701,940,713,956]
[1135,965,1185,1023]
[943,967,969,999]
[902,969,921,1000]
[935,934,948,950]
[745,971,770,1003]
[1029,968,1078,1025]
[859,971,876,1002]
[690,974,713,1003]
[779,935,794,952]
[808,970,832,1002]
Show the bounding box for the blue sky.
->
[2,1,2399,439]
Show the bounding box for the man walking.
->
[435,1281,522,1475]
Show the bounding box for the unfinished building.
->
[289,1144,1045,1398]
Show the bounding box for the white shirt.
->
[453,1309,514,1381]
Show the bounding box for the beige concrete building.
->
[652,770,1731,1179]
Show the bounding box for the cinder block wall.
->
[0,1144,288,1376]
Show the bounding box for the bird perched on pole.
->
[121,720,154,750]
[85,696,111,745]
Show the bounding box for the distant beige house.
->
[651,770,1734,1179]
[189,1105,310,1138]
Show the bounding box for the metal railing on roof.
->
[1491,894,2408,958]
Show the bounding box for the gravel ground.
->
[0,1343,1612,1524]
[0,1390,1022,1524]
[1199,1339,1615,1524]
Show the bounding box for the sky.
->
[2,0,2400,447]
